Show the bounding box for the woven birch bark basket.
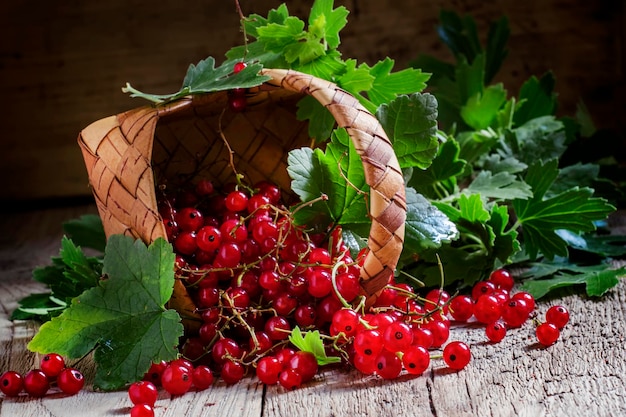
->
[77,68,407,328]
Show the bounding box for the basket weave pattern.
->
[78,68,406,307]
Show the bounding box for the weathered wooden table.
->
[1,205,625,417]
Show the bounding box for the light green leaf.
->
[309,0,349,49]
[403,187,458,256]
[366,58,430,110]
[464,170,533,200]
[460,83,507,130]
[289,326,341,366]
[28,236,183,391]
[376,93,439,169]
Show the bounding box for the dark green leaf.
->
[296,95,336,142]
[407,138,466,199]
[62,215,106,253]
[28,236,183,391]
[464,170,532,200]
[513,73,558,126]
[484,16,510,84]
[376,93,439,169]
[437,10,482,62]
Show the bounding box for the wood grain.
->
[1,206,626,416]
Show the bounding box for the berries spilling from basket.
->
[151,178,571,391]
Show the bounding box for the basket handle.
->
[260,68,407,300]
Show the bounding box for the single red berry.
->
[212,337,243,365]
[511,291,536,312]
[176,207,204,232]
[402,345,430,375]
[374,350,403,380]
[471,281,497,301]
[0,371,23,397]
[287,351,318,382]
[382,321,414,352]
[294,304,317,328]
[264,316,291,341]
[161,363,193,396]
[449,295,474,322]
[485,321,507,343]
[143,360,168,385]
[545,305,570,329]
[228,96,247,112]
[57,368,85,395]
[411,326,434,349]
[256,356,282,385]
[23,369,49,397]
[443,341,471,370]
[306,268,333,298]
[331,308,360,337]
[426,319,450,348]
[353,329,383,358]
[488,268,515,291]
[473,294,503,324]
[40,353,66,378]
[233,61,247,73]
[278,369,302,390]
[195,179,214,196]
[196,225,222,252]
[221,360,245,385]
[536,322,560,346]
[128,380,158,406]
[130,404,155,417]
[501,299,530,328]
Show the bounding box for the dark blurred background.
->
[0,0,624,205]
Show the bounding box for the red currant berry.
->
[287,351,318,382]
[449,295,474,322]
[161,363,193,396]
[536,322,560,346]
[374,350,403,380]
[489,268,514,291]
[212,337,243,365]
[443,341,471,370]
[174,231,198,255]
[0,371,23,397]
[221,360,245,385]
[57,368,85,395]
[294,304,317,328]
[40,353,66,378]
[176,207,204,232]
[256,356,282,385]
[402,345,430,375]
[411,326,434,349]
[278,369,302,390]
[214,242,242,268]
[353,328,384,358]
[473,294,503,324]
[130,404,155,417]
[501,299,530,328]
[306,268,333,298]
[382,321,414,352]
[472,281,497,301]
[143,360,167,385]
[233,61,247,73]
[23,369,49,397]
[545,305,570,329]
[264,316,291,341]
[196,225,222,252]
[331,308,360,337]
[225,190,249,213]
[228,96,247,112]
[128,380,158,406]
[511,291,536,312]
[485,321,507,343]
[427,319,451,348]
[195,179,214,196]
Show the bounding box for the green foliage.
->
[289,326,341,366]
[28,236,183,391]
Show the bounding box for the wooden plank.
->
[1,206,626,416]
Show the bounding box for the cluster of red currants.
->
[447,269,570,346]
[0,353,84,398]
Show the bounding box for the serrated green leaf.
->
[123,58,270,104]
[479,154,527,175]
[62,214,106,253]
[513,73,558,126]
[519,266,626,299]
[464,170,533,200]
[257,17,306,53]
[456,54,485,104]
[488,203,520,263]
[458,193,490,223]
[555,230,626,257]
[366,58,430,110]
[376,93,439,170]
[289,326,341,366]
[309,0,349,49]
[551,163,600,196]
[502,116,567,165]
[407,138,466,199]
[337,59,374,94]
[460,83,507,130]
[437,10,482,62]
[484,16,509,84]
[402,187,458,256]
[287,129,369,235]
[296,95,336,142]
[28,235,183,391]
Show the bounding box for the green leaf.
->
[11,293,67,321]
[460,83,507,130]
[488,203,520,263]
[308,0,349,49]
[296,95,336,142]
[62,215,106,253]
[437,10,482,62]
[287,128,369,235]
[456,54,485,104]
[514,161,616,260]
[551,162,600,196]
[519,264,626,299]
[337,59,374,94]
[484,16,510,84]
[365,58,430,110]
[407,138,466,199]
[555,230,626,257]
[402,187,458,256]
[479,154,527,175]
[464,170,533,200]
[123,57,270,104]
[28,235,183,391]
[502,116,567,165]
[376,93,439,169]
[289,326,341,366]
[513,73,558,126]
